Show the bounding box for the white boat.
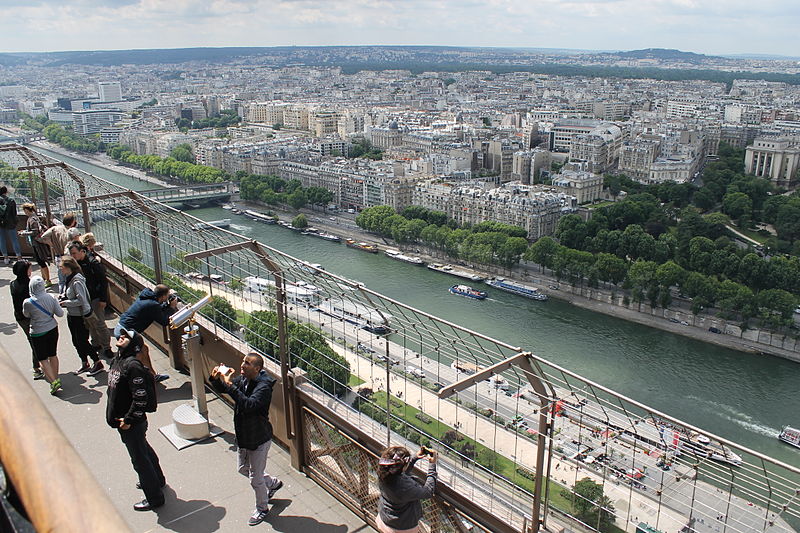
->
[778,426,800,449]
[244,276,321,306]
[679,432,743,466]
[427,263,483,282]
[485,278,547,301]
[451,360,481,375]
[243,210,276,224]
[384,249,424,265]
[314,298,392,334]
[192,218,231,230]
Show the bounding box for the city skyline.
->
[2,0,797,57]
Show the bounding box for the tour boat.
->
[485,278,547,301]
[192,218,231,230]
[345,239,379,253]
[314,298,391,334]
[449,284,488,300]
[427,263,484,282]
[384,249,424,265]
[778,426,800,449]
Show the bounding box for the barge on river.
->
[485,278,547,301]
[427,263,484,282]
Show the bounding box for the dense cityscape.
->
[1,41,799,533]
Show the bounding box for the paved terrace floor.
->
[0,264,373,533]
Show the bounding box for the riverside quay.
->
[0,143,798,533]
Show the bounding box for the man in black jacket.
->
[106,328,166,511]
[210,353,282,526]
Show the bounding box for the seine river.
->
[33,147,800,467]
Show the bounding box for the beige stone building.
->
[744,137,800,188]
[551,170,604,204]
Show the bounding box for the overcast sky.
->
[2,0,797,57]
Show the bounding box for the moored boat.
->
[314,298,391,334]
[485,278,547,301]
[345,239,379,253]
[243,210,275,223]
[427,263,484,282]
[384,249,424,265]
[449,284,488,300]
[779,426,800,448]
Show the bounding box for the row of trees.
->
[527,236,797,327]
[43,123,105,153]
[245,310,350,396]
[239,172,333,210]
[348,138,383,160]
[107,144,226,183]
[356,205,530,268]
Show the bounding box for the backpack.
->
[142,369,158,413]
[0,196,17,228]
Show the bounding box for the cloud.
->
[0,0,796,55]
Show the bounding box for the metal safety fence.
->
[1,143,798,533]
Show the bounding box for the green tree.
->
[287,189,307,209]
[167,250,201,274]
[292,214,309,228]
[127,247,143,261]
[722,191,753,227]
[170,143,194,163]
[525,237,560,272]
[593,253,628,286]
[204,295,238,333]
[564,477,616,532]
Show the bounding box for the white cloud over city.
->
[1,0,797,56]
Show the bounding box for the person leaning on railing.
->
[40,212,77,292]
[376,445,438,533]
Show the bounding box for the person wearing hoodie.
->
[68,241,112,358]
[116,284,177,382]
[59,257,104,376]
[11,260,41,379]
[106,328,166,512]
[22,275,64,394]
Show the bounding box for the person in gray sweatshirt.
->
[59,257,103,376]
[23,275,64,394]
[376,445,438,533]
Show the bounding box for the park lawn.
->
[737,227,769,244]
[349,374,365,387]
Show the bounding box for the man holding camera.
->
[115,284,177,381]
[210,354,283,527]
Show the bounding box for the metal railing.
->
[1,143,798,533]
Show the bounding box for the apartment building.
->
[511,149,552,184]
[548,119,604,153]
[618,139,661,181]
[551,169,604,204]
[412,180,575,240]
[568,124,624,173]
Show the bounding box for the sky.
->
[1,0,797,57]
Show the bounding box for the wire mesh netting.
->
[1,144,798,533]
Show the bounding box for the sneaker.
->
[49,378,62,395]
[33,368,45,380]
[87,360,105,376]
[73,362,91,375]
[268,480,283,499]
[44,280,53,289]
[154,373,169,383]
[248,509,269,526]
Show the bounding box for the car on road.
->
[406,365,425,378]
[708,327,722,334]
[356,342,375,354]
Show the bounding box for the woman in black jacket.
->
[376,445,437,533]
[9,260,41,379]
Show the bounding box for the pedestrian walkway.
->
[0,265,372,533]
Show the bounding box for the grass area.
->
[736,226,769,244]
[348,374,365,387]
[587,201,615,209]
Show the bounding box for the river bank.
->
[260,204,800,364]
[29,141,172,188]
[30,140,800,364]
